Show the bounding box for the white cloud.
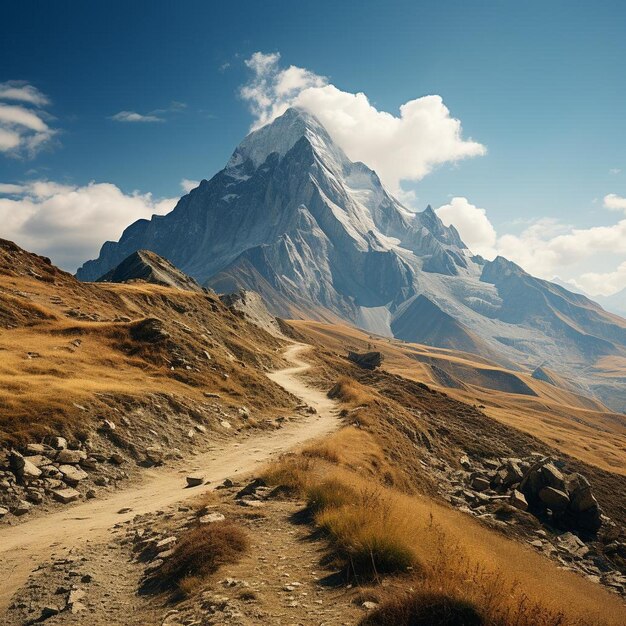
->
[575,262,626,297]
[0,83,56,157]
[609,168,621,175]
[110,102,187,124]
[604,193,626,212]
[0,81,49,107]
[435,195,626,297]
[435,197,497,259]
[180,178,199,193]
[0,180,176,270]
[0,183,26,194]
[240,52,486,192]
[111,111,164,123]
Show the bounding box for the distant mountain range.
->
[76,107,626,411]
[552,278,626,319]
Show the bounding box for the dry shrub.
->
[360,520,598,626]
[361,591,484,626]
[328,376,373,405]
[306,477,358,513]
[155,521,248,592]
[262,455,314,492]
[306,478,419,580]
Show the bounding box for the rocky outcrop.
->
[348,351,383,370]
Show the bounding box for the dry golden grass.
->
[289,319,626,476]
[0,260,291,445]
[263,430,626,626]
[328,376,374,406]
[152,521,248,595]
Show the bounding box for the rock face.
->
[96,249,202,292]
[348,351,384,370]
[76,107,626,410]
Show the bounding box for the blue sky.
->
[1,0,626,296]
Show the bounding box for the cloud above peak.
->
[0,81,56,158]
[435,197,497,259]
[240,52,486,192]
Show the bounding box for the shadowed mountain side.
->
[96,250,202,292]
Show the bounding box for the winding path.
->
[0,343,340,613]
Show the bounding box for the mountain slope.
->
[76,107,626,410]
[97,249,202,292]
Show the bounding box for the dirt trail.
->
[0,343,340,613]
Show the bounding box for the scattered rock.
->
[199,512,226,524]
[14,499,31,515]
[186,474,205,487]
[50,437,68,450]
[510,489,528,511]
[58,464,88,486]
[362,601,379,610]
[52,487,81,504]
[56,449,86,464]
[470,475,490,492]
[145,446,164,464]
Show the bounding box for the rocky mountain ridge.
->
[76,108,626,410]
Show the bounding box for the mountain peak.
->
[227,107,346,172]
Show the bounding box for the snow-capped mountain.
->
[77,107,626,410]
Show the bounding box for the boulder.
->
[502,460,524,486]
[540,463,566,491]
[566,473,597,513]
[557,532,589,558]
[347,351,383,370]
[539,486,570,511]
[155,536,177,552]
[130,317,170,343]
